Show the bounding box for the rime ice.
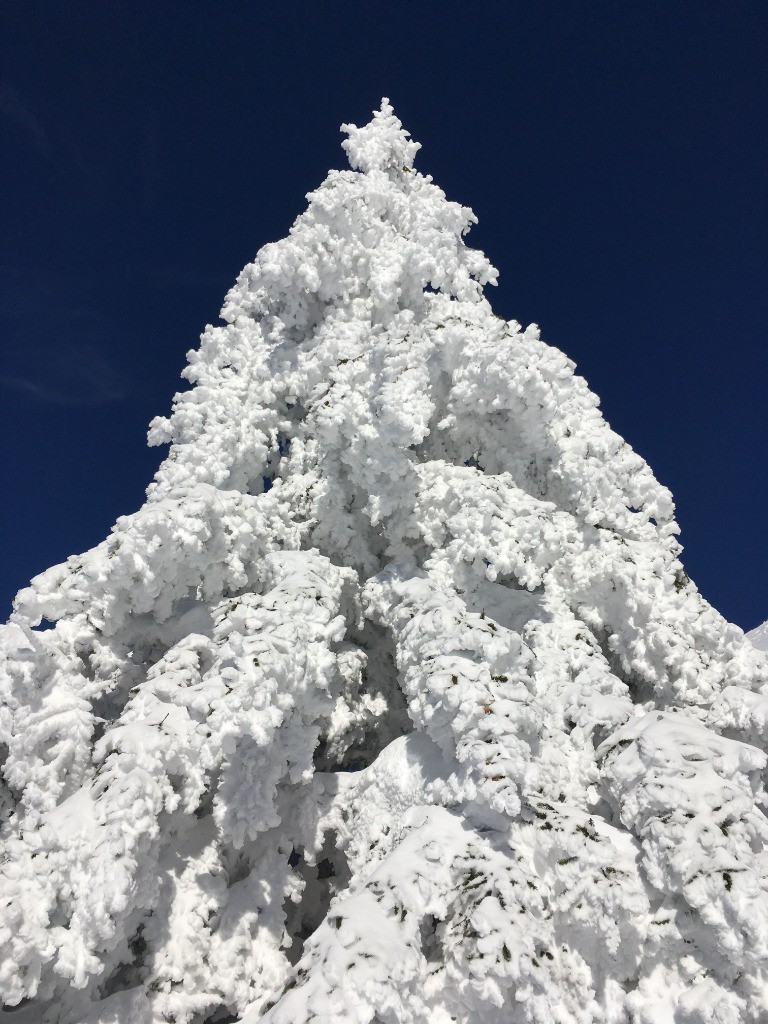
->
[2,100,768,1024]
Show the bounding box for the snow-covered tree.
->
[2,100,768,1024]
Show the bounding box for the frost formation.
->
[2,100,768,1024]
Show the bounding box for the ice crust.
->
[1,100,767,1023]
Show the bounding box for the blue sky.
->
[1,2,766,629]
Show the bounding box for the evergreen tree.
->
[2,100,767,1024]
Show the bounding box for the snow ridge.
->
[2,100,767,1024]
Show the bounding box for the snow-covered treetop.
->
[2,101,768,1024]
[341,97,422,174]
[214,97,495,341]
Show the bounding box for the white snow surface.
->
[749,620,768,652]
[2,99,768,1024]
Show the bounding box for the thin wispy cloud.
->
[0,370,124,407]
[0,341,125,407]
[0,269,129,406]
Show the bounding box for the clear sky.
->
[1,2,766,629]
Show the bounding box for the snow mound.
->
[2,99,768,1024]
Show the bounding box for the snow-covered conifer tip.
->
[341,97,421,174]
